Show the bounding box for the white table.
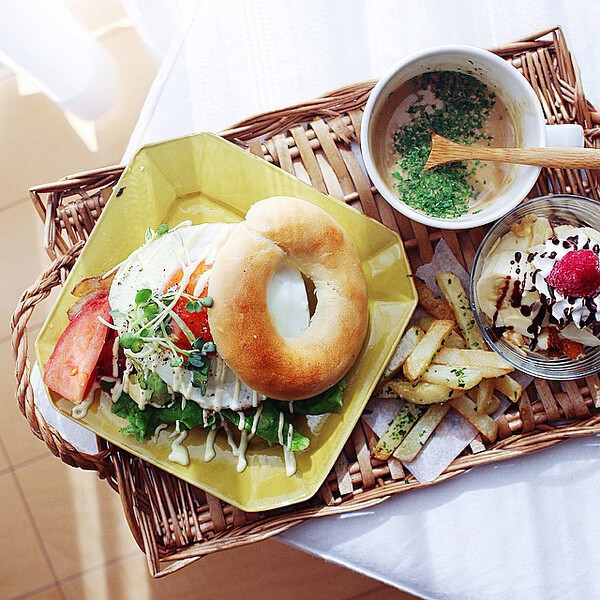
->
[39,2,600,598]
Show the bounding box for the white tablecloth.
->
[39,2,600,598]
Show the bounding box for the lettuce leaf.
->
[272,379,346,415]
[111,394,157,442]
[111,394,215,442]
[111,393,309,451]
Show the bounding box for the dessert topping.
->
[546,248,600,298]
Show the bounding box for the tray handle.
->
[10,241,116,481]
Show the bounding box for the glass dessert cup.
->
[470,194,600,380]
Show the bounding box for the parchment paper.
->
[363,238,531,483]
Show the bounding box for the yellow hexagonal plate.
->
[36,133,416,511]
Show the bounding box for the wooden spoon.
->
[423,132,600,171]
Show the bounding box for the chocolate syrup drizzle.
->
[492,228,600,350]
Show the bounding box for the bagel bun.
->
[208,196,369,400]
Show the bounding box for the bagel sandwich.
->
[42,196,369,473]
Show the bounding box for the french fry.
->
[389,380,466,404]
[414,277,456,322]
[403,319,454,382]
[433,348,513,373]
[484,394,501,416]
[420,365,482,390]
[372,403,426,460]
[417,316,466,349]
[449,395,498,442]
[475,379,494,413]
[393,404,450,462]
[494,375,522,403]
[435,273,486,349]
[381,326,424,382]
[471,366,514,379]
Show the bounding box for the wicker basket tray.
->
[12,26,600,577]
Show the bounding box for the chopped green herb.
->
[391,71,496,218]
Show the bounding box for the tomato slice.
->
[43,291,111,404]
[165,261,213,348]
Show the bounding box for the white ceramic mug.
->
[361,45,584,230]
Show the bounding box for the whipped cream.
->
[477,216,600,354]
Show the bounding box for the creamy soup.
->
[370,71,516,218]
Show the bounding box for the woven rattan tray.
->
[12,26,600,577]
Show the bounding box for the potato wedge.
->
[403,320,454,382]
[372,403,426,460]
[484,394,501,416]
[417,316,466,349]
[465,387,502,415]
[389,380,465,404]
[449,395,498,442]
[494,375,522,403]
[420,365,482,390]
[435,273,486,349]
[414,277,456,321]
[471,366,514,379]
[475,379,494,413]
[381,326,424,382]
[393,404,450,462]
[433,348,513,373]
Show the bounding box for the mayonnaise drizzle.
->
[72,386,97,419]
[277,411,285,445]
[275,414,297,477]
[250,404,263,436]
[110,380,123,403]
[151,423,168,443]
[283,423,297,477]
[236,430,250,472]
[111,335,120,377]
[204,426,218,462]
[223,421,239,456]
[168,422,189,466]
[122,359,133,393]
[237,410,246,431]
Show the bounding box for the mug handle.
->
[545,123,584,148]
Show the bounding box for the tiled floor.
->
[0,4,418,600]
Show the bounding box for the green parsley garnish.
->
[391,71,496,218]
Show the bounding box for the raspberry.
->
[546,249,600,297]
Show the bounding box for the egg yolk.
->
[164,261,212,348]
